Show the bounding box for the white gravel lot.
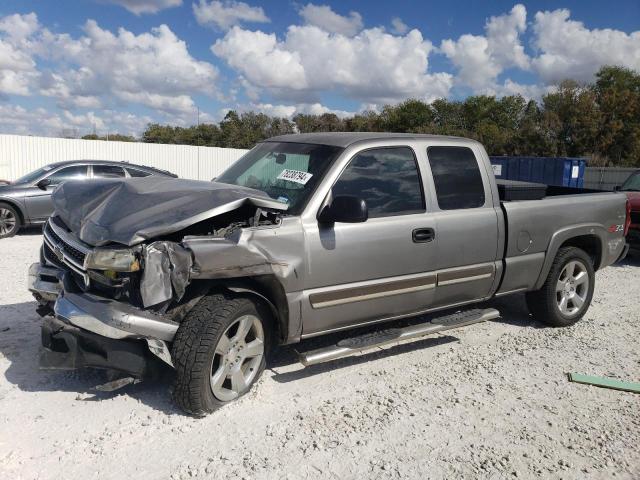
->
[0,232,639,480]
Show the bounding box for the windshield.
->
[12,165,54,185]
[621,172,640,191]
[217,142,343,214]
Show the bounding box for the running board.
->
[298,308,500,367]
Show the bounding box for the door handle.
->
[412,227,435,243]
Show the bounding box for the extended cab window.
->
[333,147,424,218]
[427,146,485,210]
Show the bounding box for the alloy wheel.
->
[209,314,265,401]
[555,260,589,317]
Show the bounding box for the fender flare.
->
[534,223,607,290]
[221,283,289,344]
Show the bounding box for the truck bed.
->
[496,190,627,295]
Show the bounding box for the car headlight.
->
[85,248,141,272]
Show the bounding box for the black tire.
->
[526,246,595,327]
[0,202,21,239]
[171,291,271,416]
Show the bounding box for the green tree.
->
[293,113,345,133]
[593,66,640,166]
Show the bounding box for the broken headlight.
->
[85,248,141,272]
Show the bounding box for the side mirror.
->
[36,178,51,190]
[318,195,368,224]
[613,185,622,192]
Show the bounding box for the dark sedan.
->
[0,160,177,238]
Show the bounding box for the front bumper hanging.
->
[29,262,178,374]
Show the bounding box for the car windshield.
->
[216,142,343,214]
[621,172,640,191]
[12,165,55,185]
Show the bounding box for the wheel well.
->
[559,235,602,270]
[0,199,25,225]
[191,276,291,344]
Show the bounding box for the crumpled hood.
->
[52,177,287,247]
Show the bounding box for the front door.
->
[24,165,89,222]
[301,146,437,336]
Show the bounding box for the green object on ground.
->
[568,373,640,393]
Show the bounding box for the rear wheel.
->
[0,203,20,239]
[171,292,270,416]
[526,247,595,327]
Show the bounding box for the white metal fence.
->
[0,134,249,182]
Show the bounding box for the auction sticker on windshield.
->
[277,169,313,185]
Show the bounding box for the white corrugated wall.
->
[0,134,249,181]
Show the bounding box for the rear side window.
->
[332,147,424,218]
[427,146,485,210]
[93,165,126,178]
[126,167,151,177]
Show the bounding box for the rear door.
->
[24,165,89,222]
[301,145,438,336]
[424,145,500,307]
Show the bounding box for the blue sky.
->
[1,0,639,137]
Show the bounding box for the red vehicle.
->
[618,171,640,252]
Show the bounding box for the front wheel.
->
[171,292,270,416]
[526,246,595,327]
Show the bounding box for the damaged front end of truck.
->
[28,176,296,382]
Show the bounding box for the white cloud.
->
[251,102,353,118]
[440,4,529,92]
[193,0,269,30]
[0,103,151,137]
[390,17,408,35]
[213,25,452,104]
[40,20,218,114]
[0,13,41,95]
[531,8,640,84]
[100,0,182,15]
[299,4,363,36]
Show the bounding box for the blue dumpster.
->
[490,156,586,187]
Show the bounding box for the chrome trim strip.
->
[309,273,436,309]
[308,263,496,309]
[437,264,495,286]
[311,283,435,309]
[437,272,494,286]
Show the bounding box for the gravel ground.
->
[0,232,639,480]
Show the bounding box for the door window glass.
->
[126,167,151,177]
[93,165,126,178]
[332,147,425,218]
[45,165,88,185]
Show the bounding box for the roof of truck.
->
[266,132,473,148]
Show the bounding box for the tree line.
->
[83,66,640,167]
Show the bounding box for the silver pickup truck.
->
[28,133,630,415]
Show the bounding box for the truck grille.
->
[43,218,92,287]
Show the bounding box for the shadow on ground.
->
[0,300,180,414]
[270,292,540,383]
[0,292,540,411]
